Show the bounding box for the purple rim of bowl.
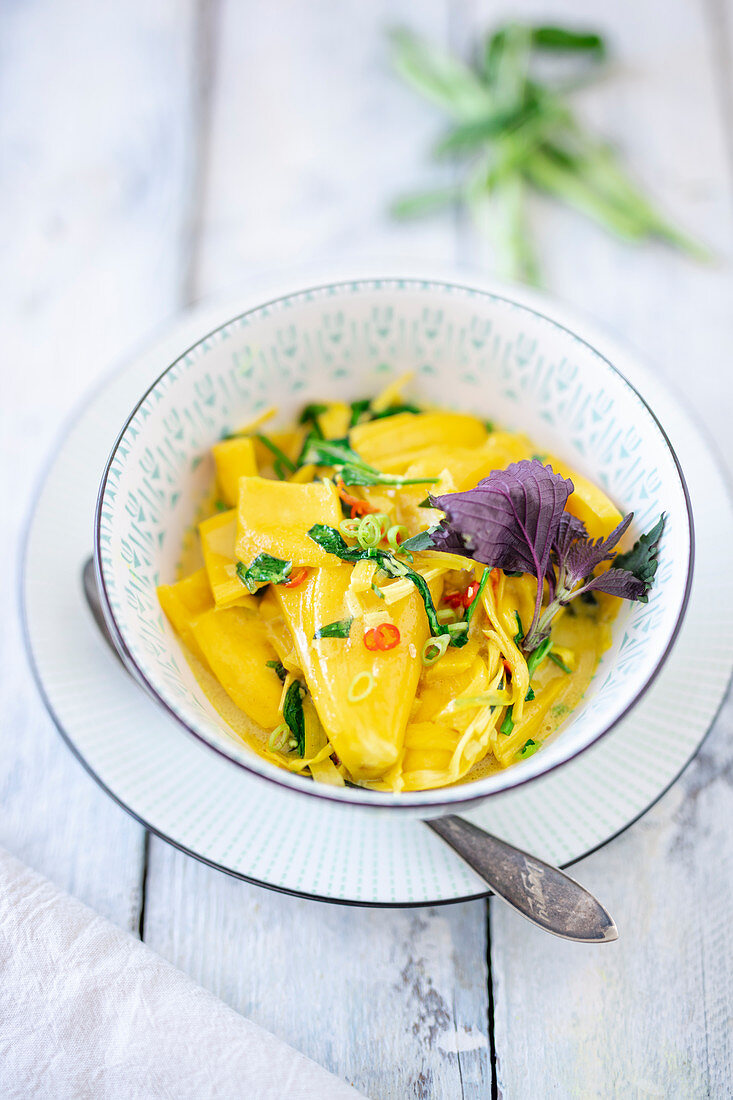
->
[93,279,695,812]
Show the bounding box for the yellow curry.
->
[158,378,641,794]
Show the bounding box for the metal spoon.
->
[82,557,618,942]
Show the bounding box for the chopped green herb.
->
[517,738,540,760]
[214,499,228,512]
[370,402,421,420]
[503,570,523,578]
[526,636,553,678]
[299,435,435,487]
[484,420,495,433]
[314,618,354,640]
[255,433,296,479]
[513,610,524,644]
[283,679,306,757]
[298,404,329,437]
[465,567,491,625]
[371,582,385,599]
[266,660,288,684]
[531,453,548,463]
[307,523,468,647]
[547,651,572,674]
[552,702,571,718]
[525,686,535,702]
[236,554,292,593]
[500,707,515,735]
[349,398,372,427]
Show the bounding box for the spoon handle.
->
[427,815,618,942]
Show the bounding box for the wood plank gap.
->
[485,899,499,1100]
[137,830,151,941]
[180,0,221,307]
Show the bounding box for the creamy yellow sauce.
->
[159,391,620,793]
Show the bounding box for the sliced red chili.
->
[462,582,480,608]
[375,623,400,650]
[283,567,308,589]
[363,628,380,651]
[444,592,464,609]
[336,478,379,518]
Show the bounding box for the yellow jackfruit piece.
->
[350,412,487,473]
[235,477,342,568]
[275,563,429,780]
[211,437,258,507]
[157,568,214,664]
[190,607,282,730]
[199,509,258,610]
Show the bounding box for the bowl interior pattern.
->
[96,279,691,809]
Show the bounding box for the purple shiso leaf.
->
[560,512,634,588]
[583,567,648,601]
[430,459,574,578]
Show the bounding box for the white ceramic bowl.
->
[94,278,693,813]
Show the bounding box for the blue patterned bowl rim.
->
[93,278,694,812]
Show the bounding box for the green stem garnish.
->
[389,24,708,284]
[314,618,354,640]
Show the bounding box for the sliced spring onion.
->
[421,634,451,666]
[437,607,459,624]
[347,670,375,703]
[446,621,469,641]
[387,524,408,550]
[268,723,291,753]
[356,514,384,549]
[339,518,361,540]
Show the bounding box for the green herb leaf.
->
[314,618,354,640]
[349,399,372,427]
[513,610,524,644]
[266,659,288,683]
[283,680,306,757]
[306,523,464,646]
[339,464,436,488]
[517,738,540,759]
[298,404,329,437]
[236,554,292,593]
[400,528,440,552]
[531,26,605,56]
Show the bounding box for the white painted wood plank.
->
[142,2,492,1096]
[0,0,198,927]
[191,0,458,300]
[143,850,491,1099]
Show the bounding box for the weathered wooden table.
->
[3,2,732,1096]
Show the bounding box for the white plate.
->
[23,279,733,905]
